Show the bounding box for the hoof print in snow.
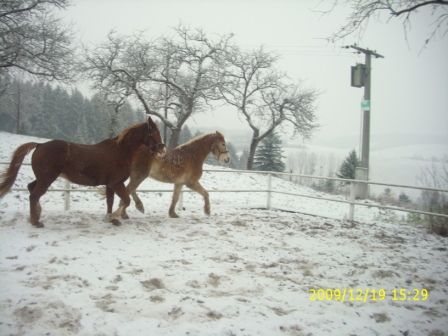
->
[141,278,165,291]
[207,273,221,287]
[270,306,296,316]
[231,219,247,227]
[371,269,398,279]
[26,245,36,252]
[279,324,302,334]
[186,280,202,288]
[14,306,43,323]
[150,295,165,303]
[94,294,115,313]
[168,306,183,320]
[206,310,223,320]
[371,312,391,323]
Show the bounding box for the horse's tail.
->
[0,142,38,198]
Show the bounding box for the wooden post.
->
[64,180,71,211]
[348,180,355,222]
[267,173,272,210]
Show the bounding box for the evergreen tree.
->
[253,131,285,172]
[337,150,358,180]
[398,192,411,206]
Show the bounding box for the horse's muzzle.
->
[154,143,166,155]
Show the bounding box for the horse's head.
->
[145,116,166,155]
[211,131,230,164]
[116,117,165,154]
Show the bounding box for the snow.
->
[0,131,447,336]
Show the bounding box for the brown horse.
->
[121,131,230,218]
[0,117,164,227]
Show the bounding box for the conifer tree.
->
[253,131,285,172]
[337,150,358,180]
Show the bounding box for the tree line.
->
[0,80,142,143]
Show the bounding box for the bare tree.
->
[326,0,448,45]
[83,26,232,148]
[0,0,74,83]
[218,46,317,170]
[146,25,233,147]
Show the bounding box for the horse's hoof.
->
[33,221,44,228]
[121,213,129,220]
[169,212,179,218]
[111,219,121,226]
[136,203,145,213]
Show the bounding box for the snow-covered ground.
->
[0,132,447,336]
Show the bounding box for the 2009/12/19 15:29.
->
[308,288,429,302]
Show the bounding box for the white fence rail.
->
[1,163,447,222]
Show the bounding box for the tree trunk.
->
[246,130,260,170]
[15,82,21,134]
[109,106,120,138]
[168,127,181,148]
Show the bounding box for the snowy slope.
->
[0,132,447,336]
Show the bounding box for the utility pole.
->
[346,44,384,198]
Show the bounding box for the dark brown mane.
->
[116,122,145,144]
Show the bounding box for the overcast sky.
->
[63,0,448,147]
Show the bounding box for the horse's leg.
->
[27,181,41,220]
[132,191,145,214]
[121,171,147,219]
[168,184,183,218]
[105,186,114,219]
[109,182,130,226]
[28,177,57,228]
[187,181,210,216]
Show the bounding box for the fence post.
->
[64,180,71,211]
[348,180,355,222]
[267,173,272,210]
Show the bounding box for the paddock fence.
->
[1,162,447,223]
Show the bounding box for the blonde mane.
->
[176,133,215,149]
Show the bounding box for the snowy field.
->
[1,132,447,336]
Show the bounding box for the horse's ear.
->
[147,116,156,131]
[216,131,223,137]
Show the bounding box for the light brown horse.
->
[122,131,230,218]
[0,117,164,227]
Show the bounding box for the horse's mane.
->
[177,132,224,150]
[116,122,144,144]
[177,133,211,149]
